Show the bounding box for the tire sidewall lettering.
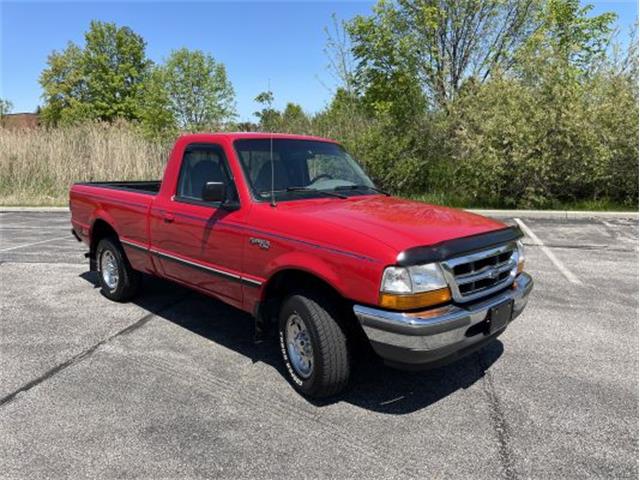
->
[279,329,304,387]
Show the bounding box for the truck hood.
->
[278,195,506,253]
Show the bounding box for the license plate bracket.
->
[488,300,513,335]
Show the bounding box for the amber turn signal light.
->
[379,288,452,310]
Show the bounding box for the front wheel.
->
[278,292,351,398]
[96,237,140,302]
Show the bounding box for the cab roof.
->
[177,132,338,144]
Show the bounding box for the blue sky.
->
[1,1,637,121]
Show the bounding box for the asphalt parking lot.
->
[1,210,638,479]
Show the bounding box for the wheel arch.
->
[257,267,367,346]
[89,217,119,271]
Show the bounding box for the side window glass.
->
[177,146,230,201]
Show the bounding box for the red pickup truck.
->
[70,133,533,397]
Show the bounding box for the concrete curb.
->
[466,209,638,219]
[0,206,70,212]
[0,205,637,219]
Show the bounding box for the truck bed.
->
[70,180,159,263]
[74,180,161,195]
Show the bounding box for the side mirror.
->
[201,181,226,202]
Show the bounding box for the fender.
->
[89,208,120,242]
[86,210,120,271]
[261,250,353,300]
[246,251,345,336]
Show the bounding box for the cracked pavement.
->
[1,211,638,479]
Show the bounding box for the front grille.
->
[440,243,518,302]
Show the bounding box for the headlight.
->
[380,263,451,310]
[381,266,412,294]
[407,263,448,292]
[516,240,525,273]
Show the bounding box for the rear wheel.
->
[96,237,140,302]
[278,292,351,397]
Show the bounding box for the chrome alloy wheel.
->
[100,250,119,290]
[285,313,314,379]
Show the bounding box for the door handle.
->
[163,213,175,224]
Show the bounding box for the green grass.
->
[548,198,638,212]
[407,193,638,211]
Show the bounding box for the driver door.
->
[149,142,245,307]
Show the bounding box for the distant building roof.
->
[1,113,40,129]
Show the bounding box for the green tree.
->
[0,98,13,128]
[0,98,13,117]
[234,121,258,132]
[138,66,178,140]
[39,21,151,125]
[347,0,542,113]
[519,0,616,75]
[82,21,151,120]
[161,48,236,131]
[253,90,281,131]
[437,2,630,208]
[280,103,311,133]
[39,43,89,124]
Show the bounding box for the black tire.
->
[278,292,351,398]
[96,237,140,302]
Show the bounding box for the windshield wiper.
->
[285,186,347,199]
[334,184,390,196]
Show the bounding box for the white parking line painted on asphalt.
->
[0,235,70,253]
[0,227,70,231]
[514,218,582,285]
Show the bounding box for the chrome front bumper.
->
[353,273,534,368]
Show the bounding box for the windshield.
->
[234,139,376,201]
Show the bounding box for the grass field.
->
[0,123,167,206]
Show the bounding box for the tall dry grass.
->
[0,122,170,205]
